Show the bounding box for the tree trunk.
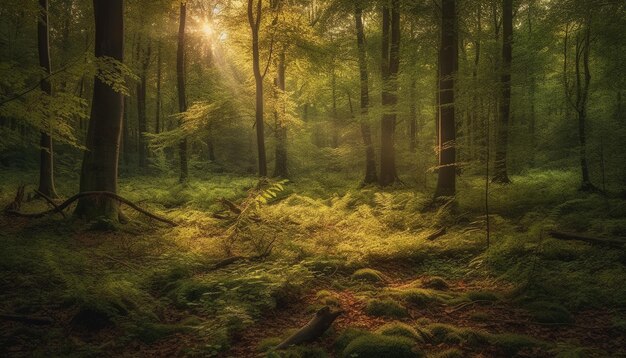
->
[177,2,189,183]
[493,0,512,184]
[434,0,457,198]
[355,4,377,185]
[74,0,124,221]
[37,0,57,198]
[136,38,151,169]
[273,51,288,178]
[155,42,162,134]
[577,19,594,192]
[249,0,267,177]
[379,0,400,187]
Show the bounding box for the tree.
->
[249,0,268,177]
[273,50,288,178]
[379,0,401,187]
[177,1,189,183]
[37,0,57,198]
[354,2,377,185]
[492,0,512,184]
[74,0,125,221]
[434,0,457,198]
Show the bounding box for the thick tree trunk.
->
[434,0,457,198]
[493,0,512,184]
[249,0,267,177]
[177,2,189,183]
[355,5,377,185]
[37,0,57,198]
[273,51,288,178]
[379,0,400,187]
[74,0,124,221]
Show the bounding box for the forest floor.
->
[1,169,626,357]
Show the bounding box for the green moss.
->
[526,301,573,324]
[375,322,423,342]
[334,327,370,352]
[352,268,385,283]
[342,334,423,358]
[365,298,408,318]
[315,290,340,307]
[423,323,489,346]
[489,333,546,356]
[422,277,450,290]
[392,288,443,308]
[258,337,282,352]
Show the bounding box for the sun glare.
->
[201,22,214,37]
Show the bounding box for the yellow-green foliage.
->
[342,334,423,358]
[365,298,408,318]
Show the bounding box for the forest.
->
[0,0,625,357]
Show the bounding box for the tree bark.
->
[74,0,125,221]
[493,0,512,184]
[177,2,189,183]
[136,37,151,169]
[249,0,267,177]
[155,42,162,134]
[379,0,400,187]
[435,0,457,198]
[355,4,377,185]
[576,18,594,191]
[37,0,58,198]
[273,51,288,178]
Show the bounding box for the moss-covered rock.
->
[375,322,423,342]
[526,301,573,324]
[351,268,385,284]
[392,288,442,308]
[342,334,423,358]
[365,298,408,318]
[334,327,370,352]
[422,277,450,290]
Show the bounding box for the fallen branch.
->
[219,198,242,215]
[275,307,342,350]
[5,191,177,227]
[0,313,53,326]
[548,230,625,249]
[426,228,446,241]
[210,239,275,271]
[34,190,67,219]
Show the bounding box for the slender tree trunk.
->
[273,51,288,178]
[136,39,151,169]
[379,0,400,187]
[576,19,594,191]
[331,65,339,148]
[409,78,418,153]
[177,2,188,183]
[434,0,457,198]
[493,0,512,183]
[155,42,162,134]
[37,0,57,198]
[249,0,267,177]
[74,0,125,221]
[355,4,377,184]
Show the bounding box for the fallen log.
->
[548,230,625,249]
[0,313,53,326]
[275,307,342,350]
[5,191,177,227]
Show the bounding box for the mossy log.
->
[548,230,625,249]
[275,307,342,350]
